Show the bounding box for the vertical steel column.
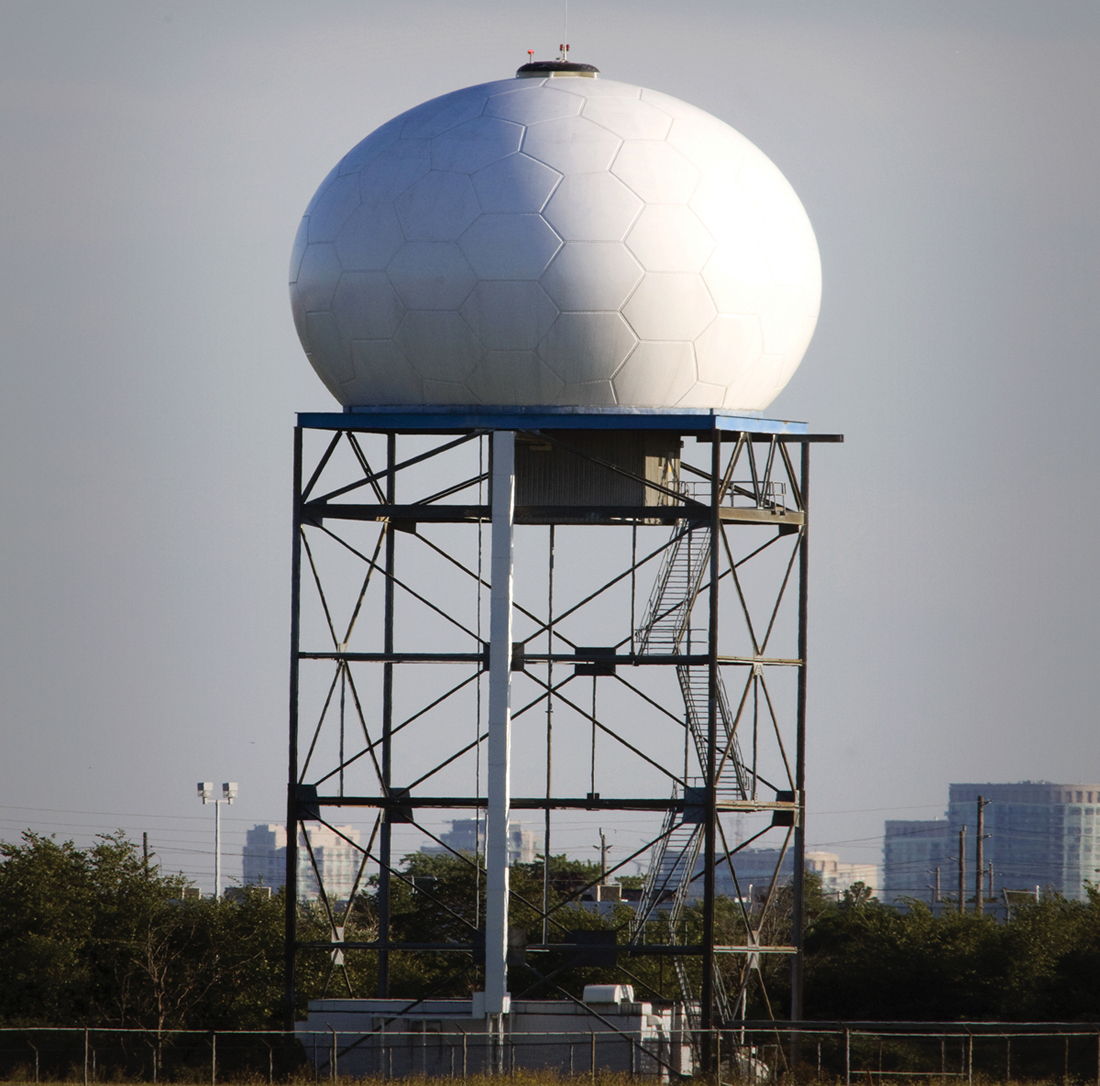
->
[700,431,721,1066]
[790,440,809,1052]
[485,430,515,1014]
[284,426,303,1031]
[378,433,396,997]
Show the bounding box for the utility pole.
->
[975,795,990,915]
[933,866,941,904]
[957,826,966,914]
[594,828,610,883]
[988,861,994,910]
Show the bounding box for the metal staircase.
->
[629,521,751,1030]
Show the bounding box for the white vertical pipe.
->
[485,430,515,1015]
[215,801,222,900]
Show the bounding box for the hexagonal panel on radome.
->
[303,165,341,219]
[387,242,477,311]
[460,281,558,351]
[552,78,642,100]
[760,219,817,286]
[522,115,623,175]
[701,246,772,314]
[666,113,745,178]
[431,116,524,174]
[611,140,700,204]
[581,96,672,141]
[400,86,491,140]
[303,311,354,383]
[458,214,562,280]
[542,173,642,242]
[538,312,637,384]
[612,341,698,406]
[676,380,727,408]
[738,158,804,220]
[333,272,406,341]
[338,115,403,176]
[347,340,423,405]
[359,139,432,202]
[394,171,481,241]
[397,310,482,382]
[626,205,714,273]
[638,88,700,121]
[290,283,310,345]
[539,241,643,312]
[296,243,343,312]
[307,173,361,244]
[335,202,405,271]
[485,86,583,125]
[289,217,309,282]
[757,285,817,356]
[694,313,764,387]
[422,379,476,404]
[555,378,618,406]
[690,175,765,246]
[465,351,564,404]
[722,356,779,411]
[304,352,343,402]
[623,274,716,340]
[760,350,798,397]
[472,154,562,214]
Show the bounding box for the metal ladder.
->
[630,522,749,1029]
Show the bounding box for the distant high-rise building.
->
[882,782,1100,906]
[243,823,361,901]
[420,818,539,865]
[949,782,1100,902]
[883,820,952,904]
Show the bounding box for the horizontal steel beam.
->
[298,794,798,812]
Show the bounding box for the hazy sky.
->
[2,1,1099,893]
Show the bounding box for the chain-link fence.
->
[2,1022,1100,1083]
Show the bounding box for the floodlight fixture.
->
[196,779,239,898]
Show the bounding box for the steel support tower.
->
[283,405,840,1067]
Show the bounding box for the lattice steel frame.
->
[283,407,840,1070]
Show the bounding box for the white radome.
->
[290,69,821,410]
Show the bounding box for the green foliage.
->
[0,831,285,1030]
[803,887,1100,1022]
[8,829,1100,1034]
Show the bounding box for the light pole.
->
[197,781,238,898]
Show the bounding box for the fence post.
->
[717,1029,722,1080]
[84,1028,90,1086]
[591,1030,596,1082]
[26,1037,39,1084]
[1006,1036,1011,1082]
[845,1027,851,1086]
[463,1030,468,1079]
[211,1031,216,1086]
[968,1032,973,1086]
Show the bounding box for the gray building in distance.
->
[883,782,1100,906]
[883,820,952,904]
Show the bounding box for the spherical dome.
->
[290,71,821,410]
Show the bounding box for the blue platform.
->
[297,405,809,435]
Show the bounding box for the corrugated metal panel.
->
[515,430,680,506]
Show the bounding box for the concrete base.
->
[298,994,693,1080]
